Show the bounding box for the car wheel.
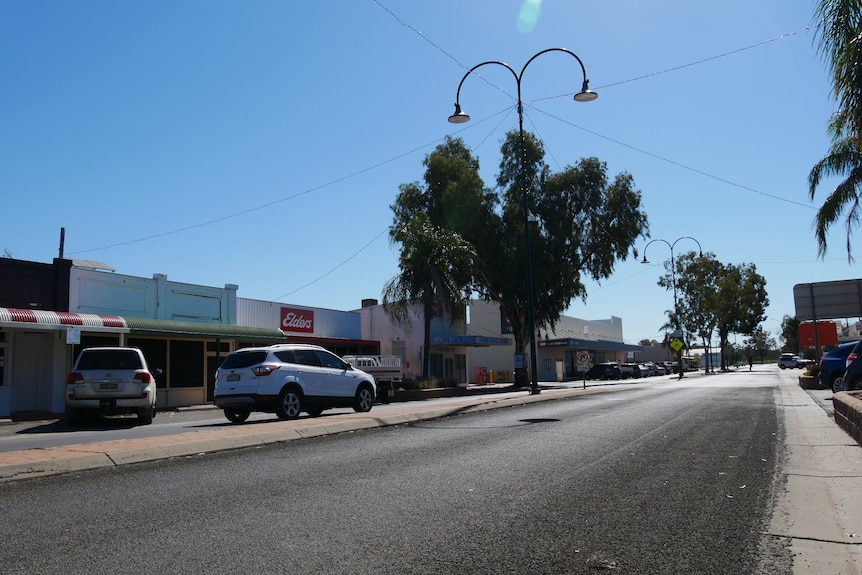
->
[224,408,250,424]
[138,405,155,425]
[276,387,303,420]
[832,375,846,393]
[353,384,375,413]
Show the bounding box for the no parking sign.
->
[577,351,590,371]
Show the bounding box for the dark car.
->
[819,341,858,393]
[843,340,862,391]
[585,362,622,380]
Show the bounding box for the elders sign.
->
[280,307,314,333]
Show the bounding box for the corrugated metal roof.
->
[125,318,286,341]
[70,259,115,272]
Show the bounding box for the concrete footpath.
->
[0,371,860,574]
[769,377,862,574]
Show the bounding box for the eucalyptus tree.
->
[713,263,769,370]
[663,252,723,373]
[662,255,768,371]
[473,131,649,385]
[744,326,776,364]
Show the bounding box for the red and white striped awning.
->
[0,307,128,332]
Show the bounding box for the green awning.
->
[124,318,287,342]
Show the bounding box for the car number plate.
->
[227,374,241,381]
[99,382,119,390]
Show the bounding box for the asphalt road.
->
[0,372,789,575]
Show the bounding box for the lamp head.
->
[641,255,649,264]
[574,79,598,103]
[448,103,470,124]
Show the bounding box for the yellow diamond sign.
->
[670,337,684,352]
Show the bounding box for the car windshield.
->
[76,350,143,371]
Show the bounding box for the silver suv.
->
[66,347,159,425]
[213,344,377,423]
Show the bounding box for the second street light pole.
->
[448,48,597,395]
[642,236,703,378]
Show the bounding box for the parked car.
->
[634,363,651,378]
[844,340,862,391]
[213,344,377,423]
[777,353,799,369]
[659,361,674,375]
[585,362,622,380]
[65,347,159,426]
[643,362,662,376]
[819,341,858,393]
[796,357,815,369]
[619,363,641,379]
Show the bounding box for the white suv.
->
[66,347,159,425]
[213,344,377,423]
[777,353,799,369]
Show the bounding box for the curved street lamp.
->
[642,236,703,378]
[448,48,597,395]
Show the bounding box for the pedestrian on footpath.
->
[748,356,753,371]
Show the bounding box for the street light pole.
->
[642,236,703,378]
[448,48,597,395]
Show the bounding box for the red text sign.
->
[280,307,314,333]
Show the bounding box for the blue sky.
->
[1,1,855,346]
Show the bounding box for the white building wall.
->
[70,269,156,318]
[467,300,629,382]
[69,268,236,323]
[237,298,360,338]
[357,303,466,381]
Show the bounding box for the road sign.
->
[577,351,590,371]
[670,338,684,352]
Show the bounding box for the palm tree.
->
[780,314,802,354]
[382,213,476,380]
[809,1,862,258]
[808,111,862,259]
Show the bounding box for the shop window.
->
[169,340,204,388]
[206,341,231,353]
[128,338,168,389]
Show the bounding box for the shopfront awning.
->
[0,307,129,333]
[124,317,286,342]
[430,335,511,347]
[538,337,643,352]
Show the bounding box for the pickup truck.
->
[342,355,403,402]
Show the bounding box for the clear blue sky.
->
[1,1,854,346]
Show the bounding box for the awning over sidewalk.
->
[0,307,129,334]
[430,335,511,347]
[538,337,643,352]
[124,317,286,342]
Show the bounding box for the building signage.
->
[280,307,314,333]
[538,339,570,347]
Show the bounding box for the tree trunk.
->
[421,294,433,380]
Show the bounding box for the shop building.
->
[0,257,284,417]
[467,300,643,382]
[0,256,642,417]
